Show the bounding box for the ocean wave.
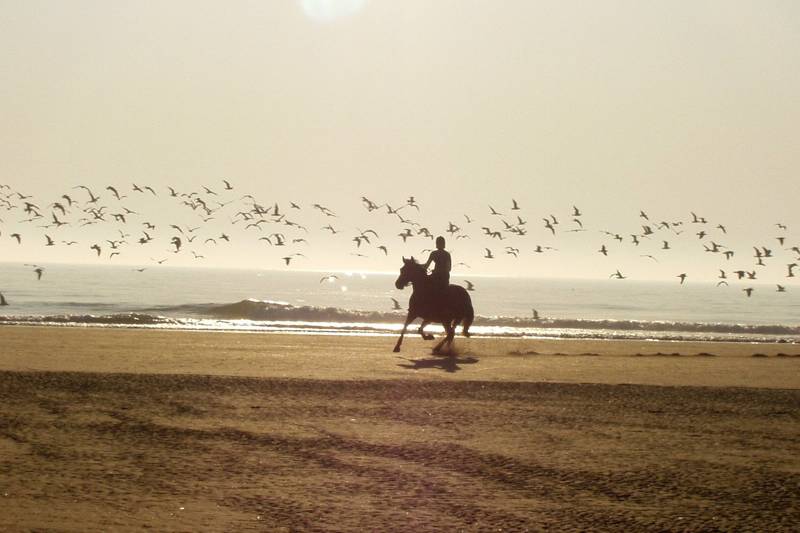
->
[0,313,176,325]
[147,298,800,337]
[1,299,799,342]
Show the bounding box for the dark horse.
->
[393,257,474,353]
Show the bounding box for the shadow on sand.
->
[397,353,479,373]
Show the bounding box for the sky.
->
[1,0,799,281]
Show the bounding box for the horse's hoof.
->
[423,335,434,341]
[463,332,471,338]
[393,346,400,353]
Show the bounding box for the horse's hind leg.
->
[418,319,434,341]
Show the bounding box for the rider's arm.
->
[423,251,434,270]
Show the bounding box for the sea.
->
[1,263,799,343]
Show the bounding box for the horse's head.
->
[395,257,424,290]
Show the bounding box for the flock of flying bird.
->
[0,180,797,306]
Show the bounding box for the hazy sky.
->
[1,1,799,280]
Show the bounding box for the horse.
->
[393,257,474,353]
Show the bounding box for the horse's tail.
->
[462,295,474,337]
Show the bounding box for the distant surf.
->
[1,298,799,343]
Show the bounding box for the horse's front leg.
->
[432,321,452,354]
[447,319,461,347]
[393,313,415,353]
[418,319,434,341]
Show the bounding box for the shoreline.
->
[1,325,798,389]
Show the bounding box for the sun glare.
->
[299,0,368,22]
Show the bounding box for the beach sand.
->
[1,326,799,531]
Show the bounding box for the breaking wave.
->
[1,299,799,342]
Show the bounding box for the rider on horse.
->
[423,236,451,299]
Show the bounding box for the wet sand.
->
[1,326,799,531]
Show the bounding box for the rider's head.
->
[435,236,445,250]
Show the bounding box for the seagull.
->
[33,267,44,280]
[106,186,125,200]
[610,270,626,279]
[10,233,21,244]
[90,244,102,256]
[390,298,402,311]
[598,245,608,256]
[532,309,540,320]
[776,284,786,292]
[74,185,99,203]
[0,292,7,306]
[222,179,233,190]
[677,273,687,285]
[743,287,754,297]
[533,245,556,253]
[320,275,339,284]
[511,199,520,210]
[464,280,475,291]
[484,248,494,259]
